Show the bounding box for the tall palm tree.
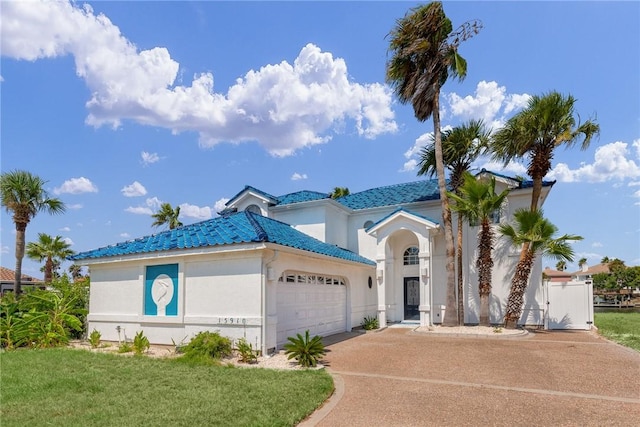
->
[448,173,509,326]
[578,257,587,270]
[386,2,482,326]
[26,233,75,283]
[69,264,84,281]
[499,209,582,328]
[329,187,350,199]
[418,119,491,324]
[492,91,600,212]
[151,203,183,230]
[601,256,611,265]
[1,170,65,295]
[555,260,566,271]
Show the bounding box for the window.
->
[363,220,374,229]
[403,247,419,265]
[278,271,346,286]
[246,204,261,215]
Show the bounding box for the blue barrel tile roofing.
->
[70,211,375,266]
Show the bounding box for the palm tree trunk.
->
[504,250,535,328]
[44,257,54,283]
[433,94,458,326]
[456,215,464,325]
[478,220,494,326]
[14,223,26,296]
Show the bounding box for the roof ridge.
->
[244,211,268,241]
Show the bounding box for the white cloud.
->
[445,81,530,129]
[179,203,212,220]
[592,242,603,248]
[141,151,160,166]
[63,237,74,246]
[633,138,640,158]
[400,128,451,173]
[547,141,640,183]
[214,198,229,213]
[121,181,147,197]
[1,2,397,157]
[54,177,98,194]
[291,173,308,181]
[68,203,83,210]
[1,245,8,254]
[120,232,130,239]
[125,196,162,215]
[59,226,71,232]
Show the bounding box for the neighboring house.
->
[0,266,44,294]
[543,267,572,283]
[70,171,554,354]
[571,263,610,282]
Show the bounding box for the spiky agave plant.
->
[283,330,326,368]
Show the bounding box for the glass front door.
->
[404,277,420,320]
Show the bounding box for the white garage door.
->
[276,273,347,346]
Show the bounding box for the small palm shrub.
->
[361,315,379,330]
[132,331,150,355]
[182,331,232,362]
[236,338,258,363]
[88,329,101,348]
[118,341,133,353]
[284,330,326,368]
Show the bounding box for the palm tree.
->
[499,209,582,328]
[151,203,183,230]
[1,170,65,295]
[330,187,350,199]
[555,260,566,271]
[578,257,587,270]
[601,256,611,264]
[386,2,482,326]
[492,91,599,212]
[418,119,491,324]
[26,233,75,283]
[448,173,509,326]
[69,264,84,281]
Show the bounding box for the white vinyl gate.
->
[546,281,594,330]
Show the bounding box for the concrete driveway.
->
[303,328,640,427]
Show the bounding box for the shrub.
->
[88,329,101,348]
[236,338,258,364]
[132,330,150,355]
[284,330,325,368]
[361,315,379,331]
[118,341,133,353]
[182,331,232,361]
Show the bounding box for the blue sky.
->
[1,1,639,278]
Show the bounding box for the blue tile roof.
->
[70,211,374,266]
[336,179,445,210]
[366,207,439,232]
[277,190,329,205]
[476,169,555,189]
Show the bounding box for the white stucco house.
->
[71,170,554,354]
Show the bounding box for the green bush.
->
[118,341,133,353]
[0,276,87,349]
[132,330,150,355]
[361,315,379,330]
[284,330,325,368]
[182,331,232,361]
[236,337,258,363]
[89,329,101,348]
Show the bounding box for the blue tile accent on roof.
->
[477,169,555,189]
[70,212,374,266]
[336,179,445,210]
[366,207,439,232]
[225,185,278,208]
[276,190,329,206]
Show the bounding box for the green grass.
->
[0,348,334,427]
[594,311,640,352]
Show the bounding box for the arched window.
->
[403,246,419,265]
[246,204,261,215]
[363,220,374,229]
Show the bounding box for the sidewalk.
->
[303,328,640,426]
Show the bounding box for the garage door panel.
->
[277,282,346,346]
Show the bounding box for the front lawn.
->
[0,348,333,427]
[594,311,640,352]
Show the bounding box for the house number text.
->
[218,317,247,325]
